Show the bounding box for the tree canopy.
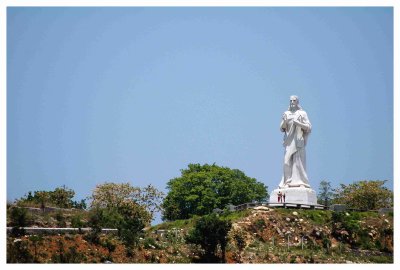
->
[332,180,393,210]
[162,163,268,221]
[186,213,231,263]
[317,180,334,206]
[88,182,164,247]
[16,185,85,209]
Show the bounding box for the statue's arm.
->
[294,112,312,133]
[280,113,287,132]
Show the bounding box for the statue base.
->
[269,186,318,205]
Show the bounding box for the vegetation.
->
[89,182,164,218]
[186,213,232,263]
[16,185,86,209]
[6,177,394,264]
[317,180,334,206]
[9,207,33,236]
[87,182,163,248]
[162,163,268,220]
[6,207,393,263]
[332,180,393,210]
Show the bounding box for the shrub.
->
[55,211,67,227]
[9,207,32,236]
[186,213,231,263]
[7,239,34,263]
[143,237,160,249]
[71,213,85,230]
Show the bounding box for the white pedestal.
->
[269,187,318,205]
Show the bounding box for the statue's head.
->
[288,95,302,111]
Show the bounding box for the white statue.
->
[279,95,312,188]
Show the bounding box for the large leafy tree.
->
[332,180,393,210]
[162,163,268,221]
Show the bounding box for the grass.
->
[222,209,252,222]
[151,217,199,231]
[152,209,252,231]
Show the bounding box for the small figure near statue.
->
[270,95,318,206]
[277,191,286,203]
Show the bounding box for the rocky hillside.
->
[7,207,393,263]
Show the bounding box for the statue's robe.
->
[279,109,312,188]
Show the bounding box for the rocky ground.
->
[7,207,393,263]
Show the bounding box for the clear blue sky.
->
[7,7,393,222]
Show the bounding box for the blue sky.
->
[7,7,393,222]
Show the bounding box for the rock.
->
[292,211,298,216]
[299,219,303,222]
[286,217,291,222]
[254,206,269,211]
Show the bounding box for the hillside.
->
[7,206,393,263]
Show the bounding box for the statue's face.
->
[290,96,298,108]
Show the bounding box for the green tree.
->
[35,191,51,209]
[186,213,232,263]
[88,182,163,248]
[332,180,393,210]
[9,207,32,236]
[162,163,268,220]
[90,182,164,219]
[318,180,334,206]
[50,185,75,208]
[71,213,85,231]
[17,186,80,209]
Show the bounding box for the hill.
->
[7,206,393,263]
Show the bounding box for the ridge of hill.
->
[7,206,393,263]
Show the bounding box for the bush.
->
[100,236,117,261]
[143,237,161,249]
[186,213,231,263]
[7,239,34,263]
[333,180,393,210]
[71,213,85,230]
[254,218,266,231]
[9,207,32,236]
[55,211,67,227]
